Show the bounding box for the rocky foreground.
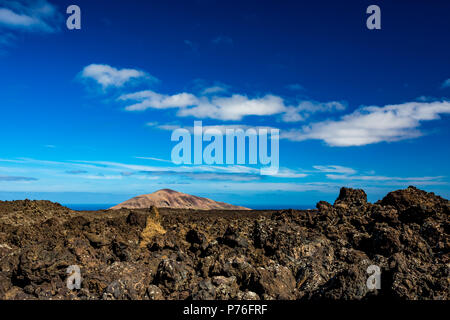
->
[0,186,448,300]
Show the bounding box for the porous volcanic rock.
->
[0,187,448,300]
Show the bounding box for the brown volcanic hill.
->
[109,189,250,210]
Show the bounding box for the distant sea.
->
[249,205,315,210]
[64,204,315,211]
[63,204,115,211]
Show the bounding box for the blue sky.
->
[0,0,449,207]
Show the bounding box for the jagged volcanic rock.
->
[0,187,448,300]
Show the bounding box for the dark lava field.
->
[0,186,448,300]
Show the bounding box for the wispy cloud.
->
[0,0,62,33]
[282,101,450,146]
[189,79,230,96]
[441,79,450,89]
[184,39,198,52]
[78,174,123,180]
[326,174,445,186]
[286,83,304,91]
[139,167,307,181]
[0,32,15,49]
[313,165,357,175]
[0,175,37,181]
[212,35,233,45]
[311,164,445,186]
[70,159,306,181]
[146,121,278,135]
[146,122,183,131]
[0,157,446,197]
[201,85,228,95]
[265,168,308,178]
[0,0,62,51]
[282,100,346,122]
[65,170,88,175]
[139,170,261,182]
[135,156,173,163]
[416,96,436,102]
[205,181,343,193]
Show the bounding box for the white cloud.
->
[177,94,287,120]
[280,106,305,122]
[77,64,450,149]
[175,96,344,122]
[0,0,61,33]
[282,101,450,146]
[80,64,155,89]
[119,90,198,111]
[125,92,288,120]
[80,64,344,121]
